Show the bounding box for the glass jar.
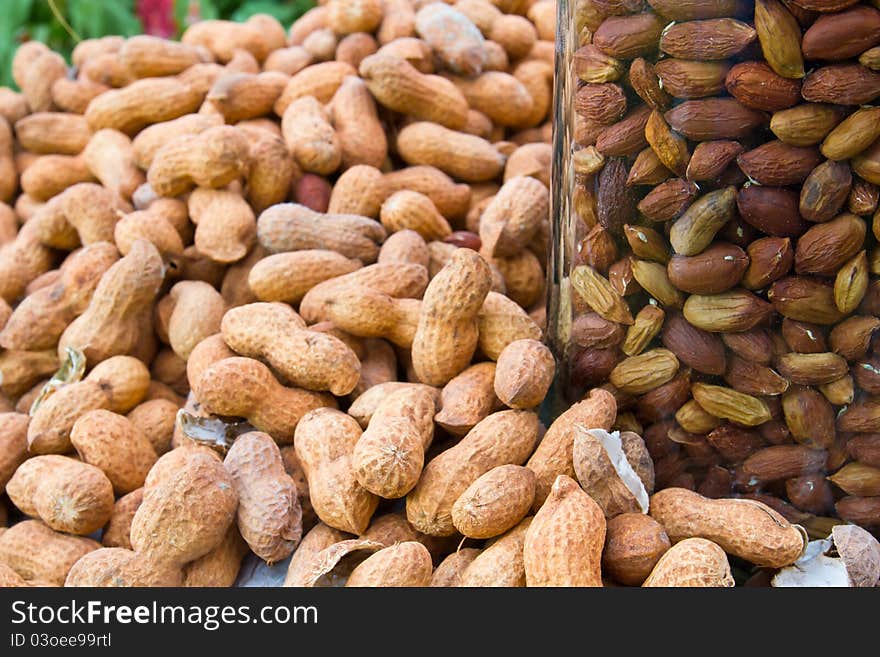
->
[548,0,880,539]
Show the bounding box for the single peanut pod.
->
[248,250,361,304]
[131,447,238,568]
[207,71,287,123]
[148,125,249,198]
[494,339,555,409]
[19,49,67,112]
[182,524,248,587]
[328,165,387,218]
[412,249,492,386]
[479,176,549,257]
[452,71,534,128]
[81,129,145,201]
[415,3,486,76]
[477,291,543,360]
[452,464,535,539]
[119,35,204,77]
[14,112,93,155]
[345,541,432,587]
[85,77,203,134]
[162,280,226,360]
[642,537,735,587]
[7,455,115,535]
[281,95,342,176]
[650,488,807,568]
[459,517,532,587]
[378,229,430,268]
[358,52,469,130]
[294,408,379,534]
[58,240,164,365]
[194,356,336,444]
[380,190,452,242]
[20,154,97,202]
[321,285,420,349]
[329,75,387,169]
[187,188,256,264]
[431,548,481,587]
[241,127,297,214]
[51,77,110,115]
[406,410,539,536]
[434,362,499,436]
[397,122,506,183]
[225,431,302,564]
[352,386,436,498]
[0,520,100,586]
[524,475,606,587]
[70,410,158,495]
[257,203,386,264]
[221,302,361,396]
[65,547,183,587]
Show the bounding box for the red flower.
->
[137,0,177,38]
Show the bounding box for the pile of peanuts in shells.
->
[0,0,876,589]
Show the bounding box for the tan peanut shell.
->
[224,431,302,564]
[102,488,144,549]
[322,286,421,349]
[0,243,120,352]
[274,61,357,114]
[452,464,536,539]
[283,522,352,587]
[187,188,256,264]
[407,409,539,536]
[380,190,453,242]
[182,14,286,63]
[163,281,226,360]
[221,302,361,396]
[0,520,100,586]
[479,176,549,257]
[412,248,492,386]
[434,361,500,436]
[348,382,441,428]
[282,95,341,176]
[85,77,202,134]
[383,165,472,220]
[602,513,671,586]
[148,126,249,198]
[28,355,151,454]
[193,356,336,444]
[431,548,481,587]
[493,338,555,409]
[345,541,433,587]
[0,412,29,494]
[299,262,428,324]
[248,250,361,304]
[527,388,618,510]
[649,487,807,568]
[182,524,249,587]
[257,203,386,264]
[523,475,606,587]
[642,537,735,588]
[330,74,387,169]
[132,113,222,169]
[352,386,436,498]
[477,291,543,360]
[459,517,532,587]
[126,399,177,456]
[7,455,115,535]
[65,548,183,587]
[397,122,506,183]
[359,52,469,130]
[130,447,238,568]
[294,408,379,534]
[378,229,430,267]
